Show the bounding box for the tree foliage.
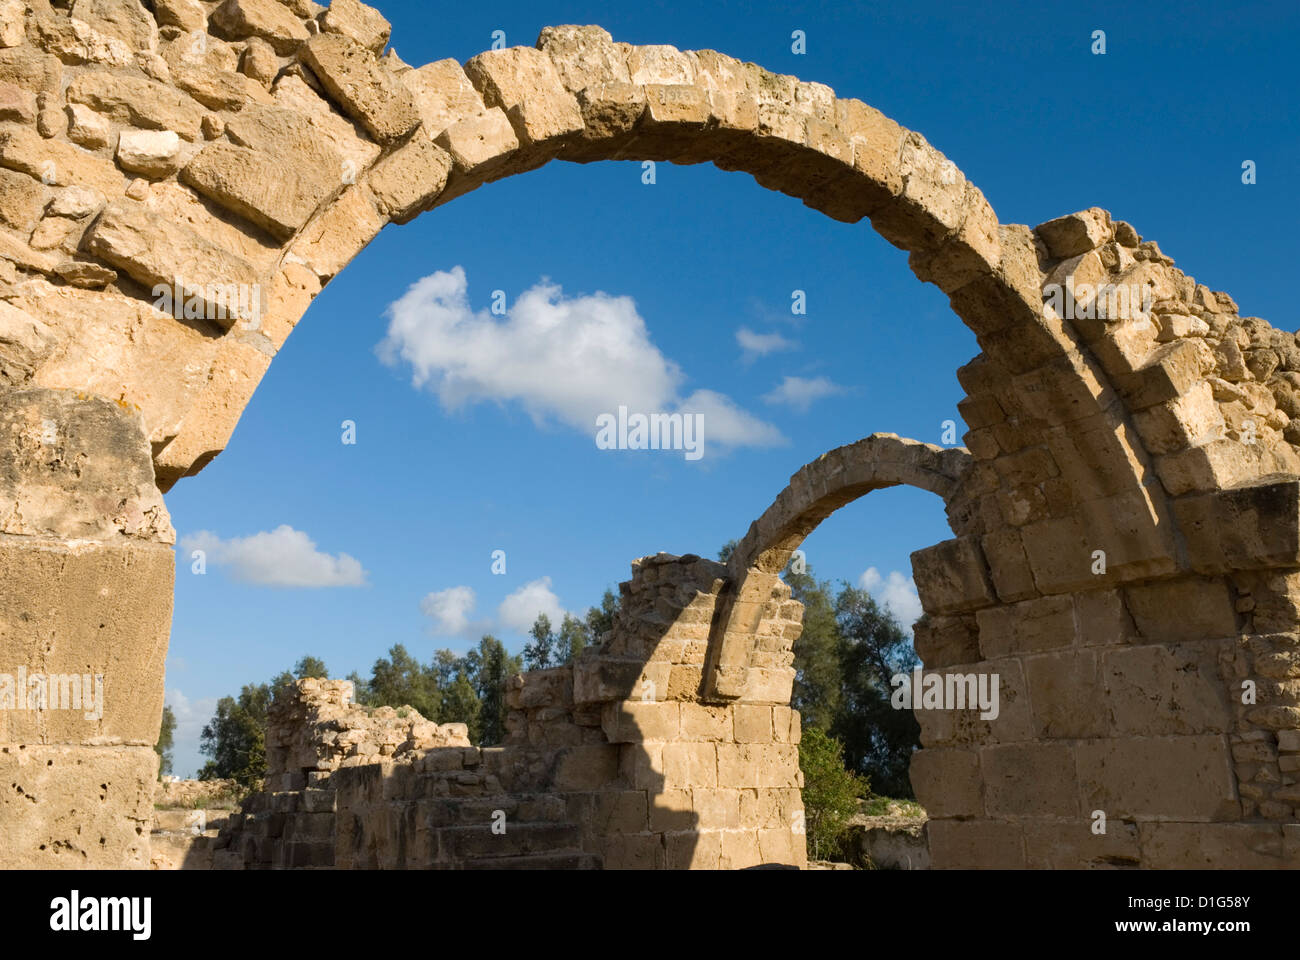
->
[799,726,869,861]
[155,705,176,778]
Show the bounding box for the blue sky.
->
[160,0,1300,776]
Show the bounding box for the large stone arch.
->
[705,433,972,699]
[4,1,1300,869]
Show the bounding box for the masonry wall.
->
[216,553,808,870]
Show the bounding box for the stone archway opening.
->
[5,3,1300,869]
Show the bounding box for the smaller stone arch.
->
[704,433,972,699]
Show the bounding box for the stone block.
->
[1075,735,1238,821]
[981,742,1079,817]
[911,536,997,616]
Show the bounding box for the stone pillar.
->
[0,389,175,868]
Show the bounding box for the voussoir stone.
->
[84,200,257,318]
[463,46,584,147]
[181,140,334,240]
[320,0,392,55]
[299,32,420,144]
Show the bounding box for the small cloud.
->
[498,576,566,633]
[180,526,366,588]
[736,326,797,363]
[164,688,218,779]
[376,266,784,454]
[420,586,477,635]
[762,375,845,412]
[859,567,923,632]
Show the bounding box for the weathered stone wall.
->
[217,554,807,869]
[1,0,1298,868]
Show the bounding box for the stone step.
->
[463,852,600,870]
[441,821,581,860]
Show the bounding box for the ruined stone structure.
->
[3,0,1300,868]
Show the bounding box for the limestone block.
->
[977,594,1073,660]
[0,79,34,123]
[912,614,981,668]
[85,200,257,312]
[1176,479,1300,574]
[0,122,125,196]
[154,0,208,32]
[0,300,54,388]
[1075,735,1238,821]
[0,745,156,868]
[463,46,583,148]
[363,136,450,223]
[909,748,982,818]
[210,0,310,54]
[981,742,1079,817]
[679,704,731,743]
[1103,642,1233,736]
[66,102,115,150]
[927,819,1025,869]
[911,536,997,616]
[666,741,719,789]
[872,132,966,251]
[0,167,44,233]
[1035,207,1113,259]
[0,537,174,745]
[433,107,518,180]
[1024,649,1110,739]
[1132,380,1225,455]
[320,0,391,54]
[1024,820,1141,869]
[116,128,183,178]
[1138,823,1288,869]
[1124,577,1237,642]
[66,73,205,141]
[300,33,420,143]
[626,44,696,85]
[0,388,171,542]
[285,183,384,281]
[70,0,158,54]
[536,24,629,92]
[980,527,1039,603]
[400,59,486,138]
[182,141,331,240]
[152,338,271,485]
[601,700,680,742]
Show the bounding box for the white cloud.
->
[377,266,785,452]
[420,585,477,635]
[859,567,923,631]
[164,687,218,779]
[180,526,367,588]
[498,576,566,633]
[762,375,845,412]
[736,326,797,363]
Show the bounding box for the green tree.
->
[293,655,328,679]
[584,588,619,645]
[523,613,555,670]
[474,635,519,746]
[555,612,588,665]
[786,568,844,732]
[439,669,482,741]
[364,644,440,719]
[155,705,176,778]
[198,681,276,786]
[798,726,868,861]
[831,585,920,798]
